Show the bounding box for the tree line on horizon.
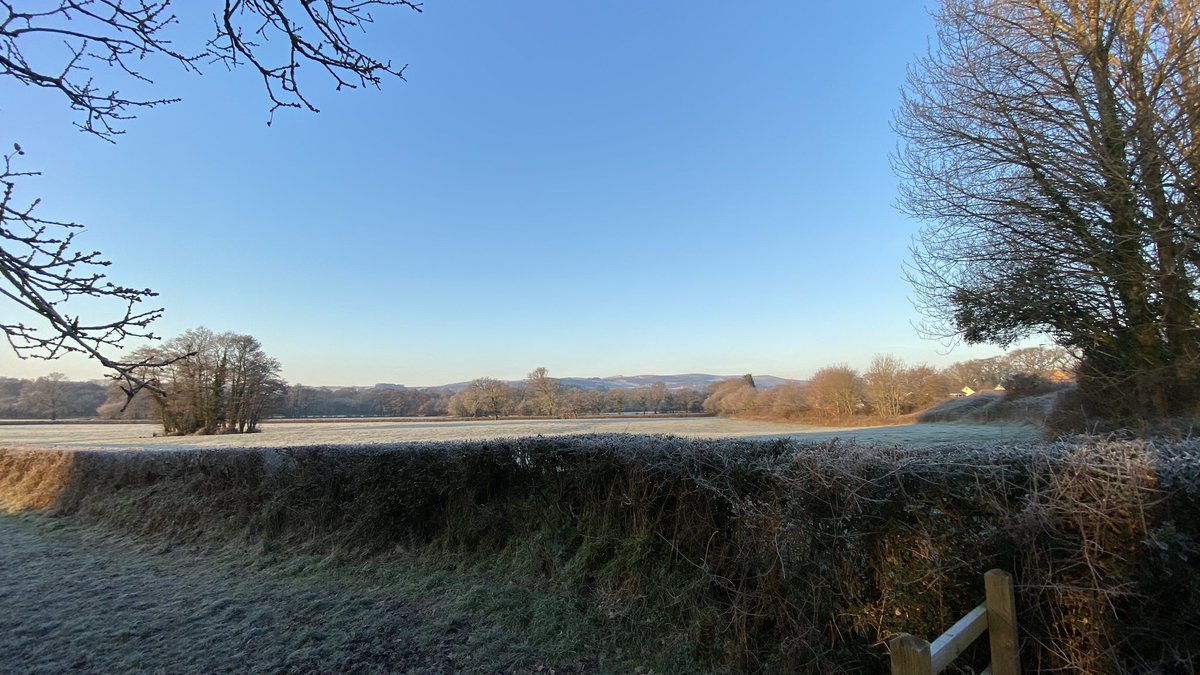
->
[0,1,1195,438]
[2,346,1072,427]
[704,348,1073,421]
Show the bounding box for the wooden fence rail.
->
[889,569,1020,675]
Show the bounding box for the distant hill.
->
[429,373,803,393]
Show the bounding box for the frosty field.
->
[0,416,1041,450]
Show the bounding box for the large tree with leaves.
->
[897,0,1200,421]
[0,0,419,400]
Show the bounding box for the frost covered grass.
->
[0,416,1040,450]
[0,515,613,674]
[2,434,1197,673]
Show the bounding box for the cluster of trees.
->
[0,374,106,420]
[704,348,1073,422]
[15,347,1073,426]
[125,328,286,435]
[282,385,451,419]
[447,369,706,419]
[941,347,1075,393]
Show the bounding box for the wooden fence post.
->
[984,569,1020,675]
[890,633,933,675]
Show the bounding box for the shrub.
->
[1002,373,1056,400]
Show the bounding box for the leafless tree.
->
[901,364,950,410]
[942,357,1006,392]
[864,354,907,417]
[807,366,863,419]
[479,378,515,419]
[134,327,284,434]
[0,149,171,399]
[764,382,810,420]
[1004,345,1076,377]
[897,0,1200,420]
[526,366,561,417]
[449,378,514,420]
[0,1,419,399]
[703,378,758,416]
[222,332,284,432]
[606,388,626,414]
[648,381,668,414]
[16,371,65,419]
[96,379,155,419]
[2,0,422,140]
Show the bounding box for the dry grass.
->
[2,434,1196,673]
[0,448,74,512]
[919,391,1064,427]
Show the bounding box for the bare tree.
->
[764,382,809,420]
[96,380,155,419]
[807,366,863,419]
[17,371,65,419]
[703,378,757,416]
[447,385,480,418]
[135,327,284,434]
[1004,346,1075,378]
[606,388,626,414]
[526,366,561,417]
[897,0,1200,421]
[648,381,668,414]
[901,364,950,411]
[222,333,284,433]
[864,354,907,417]
[479,378,515,419]
[449,378,514,420]
[2,1,422,140]
[0,1,419,398]
[673,387,705,413]
[942,357,1006,392]
[1,150,170,399]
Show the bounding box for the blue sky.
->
[0,2,1010,386]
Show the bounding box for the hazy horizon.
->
[0,357,1023,391]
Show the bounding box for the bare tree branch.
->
[0,1,419,403]
[2,0,421,139]
[896,0,1200,420]
[0,146,190,402]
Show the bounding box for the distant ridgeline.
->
[4,346,1075,425]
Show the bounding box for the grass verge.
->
[3,434,1199,673]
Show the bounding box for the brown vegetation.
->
[705,350,1071,426]
[2,435,1196,673]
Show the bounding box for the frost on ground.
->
[0,516,596,674]
[0,417,1041,450]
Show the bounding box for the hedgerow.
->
[1,435,1197,673]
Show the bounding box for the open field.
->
[0,416,1041,450]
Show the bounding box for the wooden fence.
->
[889,569,1020,675]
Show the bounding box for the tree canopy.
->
[897,0,1200,421]
[134,328,285,435]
